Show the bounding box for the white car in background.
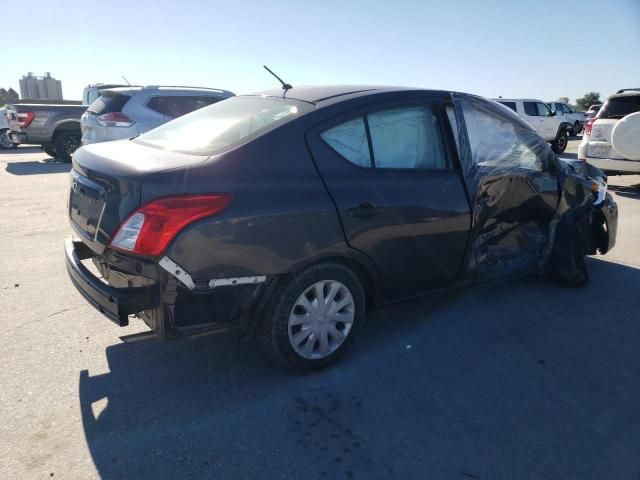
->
[578,89,640,173]
[493,98,572,153]
[547,101,586,136]
[0,104,20,149]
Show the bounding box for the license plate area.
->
[588,142,611,158]
[69,170,107,240]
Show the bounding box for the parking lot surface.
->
[1,141,639,479]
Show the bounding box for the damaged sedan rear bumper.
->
[65,237,159,326]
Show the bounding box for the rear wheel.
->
[551,130,568,154]
[54,131,81,162]
[258,262,365,370]
[0,129,17,149]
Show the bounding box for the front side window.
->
[536,102,552,117]
[135,96,313,155]
[321,104,447,170]
[460,98,551,172]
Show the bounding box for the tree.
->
[575,92,601,111]
[556,96,570,105]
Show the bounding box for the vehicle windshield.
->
[597,96,640,119]
[134,96,314,155]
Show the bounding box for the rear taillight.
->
[97,112,134,127]
[109,194,232,256]
[584,118,596,136]
[17,112,35,128]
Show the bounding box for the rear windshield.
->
[88,93,131,115]
[134,96,314,155]
[597,96,640,119]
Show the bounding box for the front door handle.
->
[346,202,381,219]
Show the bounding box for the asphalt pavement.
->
[1,141,639,479]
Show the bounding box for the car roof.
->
[244,85,447,106]
[608,91,640,99]
[101,86,235,96]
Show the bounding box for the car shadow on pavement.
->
[79,257,640,480]
[4,159,69,175]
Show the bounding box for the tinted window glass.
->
[149,95,224,118]
[367,105,446,169]
[135,96,312,155]
[523,102,537,116]
[321,117,371,167]
[553,103,563,113]
[598,96,640,119]
[499,101,517,112]
[87,93,130,114]
[536,102,551,116]
[461,99,550,172]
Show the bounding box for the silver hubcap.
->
[288,280,355,360]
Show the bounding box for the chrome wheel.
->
[288,280,355,360]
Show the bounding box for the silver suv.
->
[80,86,235,145]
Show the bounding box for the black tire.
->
[0,129,18,149]
[551,130,568,154]
[551,250,589,287]
[43,147,57,158]
[258,262,366,370]
[53,131,81,162]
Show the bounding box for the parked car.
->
[0,104,20,149]
[493,98,572,153]
[547,101,586,136]
[586,104,602,118]
[12,103,86,161]
[80,86,235,146]
[82,83,136,106]
[65,86,617,369]
[578,88,640,173]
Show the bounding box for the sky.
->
[2,0,639,104]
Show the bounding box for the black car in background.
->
[65,85,617,369]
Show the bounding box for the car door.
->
[306,96,471,301]
[451,94,560,277]
[536,101,557,139]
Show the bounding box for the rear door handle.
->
[346,202,381,219]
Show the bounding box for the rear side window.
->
[523,102,537,116]
[321,104,447,170]
[88,93,130,115]
[368,106,446,169]
[320,118,370,167]
[499,101,517,112]
[598,96,640,119]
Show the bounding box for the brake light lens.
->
[584,118,596,136]
[97,112,134,127]
[17,112,35,128]
[109,194,232,256]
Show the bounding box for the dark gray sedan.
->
[65,85,617,369]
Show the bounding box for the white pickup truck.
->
[0,104,20,149]
[547,101,587,136]
[493,98,573,154]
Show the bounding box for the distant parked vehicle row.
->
[494,98,572,153]
[586,104,602,118]
[579,88,640,173]
[80,85,235,146]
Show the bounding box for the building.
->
[19,72,63,101]
[0,87,19,104]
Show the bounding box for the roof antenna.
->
[122,75,131,86]
[263,65,292,91]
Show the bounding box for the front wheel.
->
[551,130,568,154]
[258,262,366,370]
[0,129,18,149]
